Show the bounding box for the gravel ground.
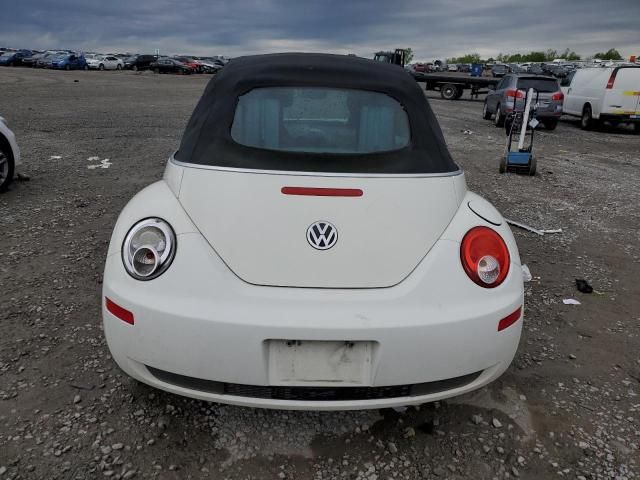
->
[0,68,638,480]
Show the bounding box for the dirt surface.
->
[0,69,638,480]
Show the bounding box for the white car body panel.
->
[0,115,21,166]
[177,163,463,288]
[563,67,640,119]
[102,160,523,410]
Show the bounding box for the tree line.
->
[445,48,623,64]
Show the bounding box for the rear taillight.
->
[460,227,510,288]
[606,70,617,89]
[506,89,524,99]
[551,91,564,101]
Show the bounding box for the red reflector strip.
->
[281,187,363,197]
[497,306,522,332]
[106,297,135,325]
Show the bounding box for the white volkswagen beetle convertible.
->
[103,53,524,410]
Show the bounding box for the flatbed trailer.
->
[419,73,500,100]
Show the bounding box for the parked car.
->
[197,59,224,74]
[483,74,564,130]
[0,50,32,66]
[407,63,429,81]
[173,57,201,72]
[21,51,45,67]
[448,64,458,72]
[35,51,64,68]
[561,66,640,132]
[124,54,157,71]
[50,53,88,70]
[0,115,21,191]
[491,64,509,77]
[102,53,524,410]
[87,55,124,70]
[150,58,193,74]
[527,64,545,75]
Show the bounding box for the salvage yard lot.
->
[0,69,638,479]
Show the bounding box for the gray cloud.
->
[0,0,638,60]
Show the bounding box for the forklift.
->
[373,49,408,68]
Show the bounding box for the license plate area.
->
[268,340,373,387]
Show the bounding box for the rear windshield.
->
[230,87,410,154]
[516,78,559,93]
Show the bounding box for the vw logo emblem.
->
[307,221,338,250]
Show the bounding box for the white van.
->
[561,66,640,132]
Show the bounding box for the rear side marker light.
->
[281,187,363,197]
[498,307,522,331]
[106,298,134,325]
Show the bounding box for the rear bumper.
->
[103,232,523,410]
[600,113,640,123]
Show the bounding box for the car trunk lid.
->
[177,167,462,288]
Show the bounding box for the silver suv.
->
[482,74,564,130]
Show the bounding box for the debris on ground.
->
[575,279,593,294]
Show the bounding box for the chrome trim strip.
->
[169,155,463,179]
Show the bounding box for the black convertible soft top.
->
[176,53,458,174]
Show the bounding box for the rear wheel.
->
[116,64,122,70]
[581,105,593,130]
[99,64,104,70]
[482,101,492,120]
[494,104,505,127]
[543,119,558,131]
[65,64,70,71]
[154,68,160,74]
[441,84,459,100]
[0,140,15,191]
[633,123,640,134]
[132,65,138,71]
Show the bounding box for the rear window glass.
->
[230,87,410,154]
[516,78,559,93]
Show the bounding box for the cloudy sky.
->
[1,0,639,61]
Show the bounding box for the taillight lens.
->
[551,91,564,101]
[506,89,524,99]
[460,227,510,288]
[122,218,176,280]
[606,70,617,89]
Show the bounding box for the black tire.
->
[116,64,122,70]
[581,105,593,130]
[8,61,14,67]
[65,64,70,71]
[83,65,88,71]
[482,101,492,120]
[99,64,104,71]
[0,138,15,192]
[494,104,505,127]
[633,123,640,134]
[441,84,459,100]
[132,65,138,71]
[499,156,507,174]
[528,156,537,176]
[154,68,160,74]
[543,119,558,131]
